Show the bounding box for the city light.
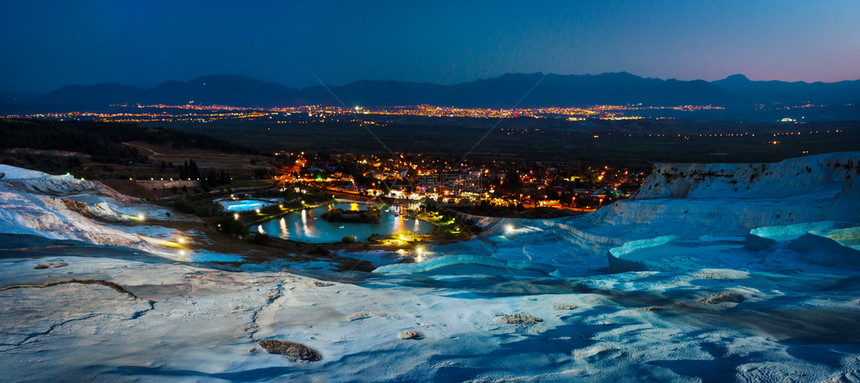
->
[415,246,425,262]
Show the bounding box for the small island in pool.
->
[320,206,382,224]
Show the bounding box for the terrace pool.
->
[256,202,434,243]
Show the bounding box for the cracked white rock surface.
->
[1,154,859,382]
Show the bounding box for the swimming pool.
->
[218,199,275,212]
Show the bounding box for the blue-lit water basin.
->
[218,199,275,212]
[255,203,434,243]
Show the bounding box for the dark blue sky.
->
[2,1,859,92]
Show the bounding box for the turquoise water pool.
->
[256,203,434,243]
[219,199,274,212]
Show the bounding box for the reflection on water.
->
[393,214,404,233]
[258,203,434,243]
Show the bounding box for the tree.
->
[215,216,247,236]
[502,171,523,193]
[254,167,269,180]
[179,159,201,180]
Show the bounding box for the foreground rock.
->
[398,330,424,340]
[257,339,322,361]
[34,261,68,269]
[497,313,542,324]
[703,292,745,304]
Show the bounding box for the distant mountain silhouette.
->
[712,74,860,105]
[18,72,860,110]
[30,75,297,108]
[144,75,299,106]
[32,83,146,107]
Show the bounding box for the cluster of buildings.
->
[275,152,647,211]
[4,103,727,124]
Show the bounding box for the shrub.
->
[253,233,270,245]
[172,197,220,217]
[215,216,248,236]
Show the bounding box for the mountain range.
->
[5,72,860,110]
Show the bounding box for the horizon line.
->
[6,71,860,95]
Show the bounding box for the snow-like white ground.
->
[1,153,860,382]
[0,170,214,262]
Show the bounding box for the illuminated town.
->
[270,151,645,212]
[2,102,730,123]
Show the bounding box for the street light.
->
[415,246,425,262]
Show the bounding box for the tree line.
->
[0,118,257,164]
[177,158,231,187]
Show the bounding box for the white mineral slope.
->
[2,255,860,382]
[0,164,61,180]
[632,152,859,200]
[2,155,860,382]
[0,165,189,260]
[419,153,860,276]
[591,152,858,233]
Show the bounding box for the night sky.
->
[2,0,859,92]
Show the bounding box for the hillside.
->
[0,118,256,164]
[14,72,860,110]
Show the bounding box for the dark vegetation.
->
[455,216,483,235]
[252,233,270,245]
[168,117,860,168]
[176,159,232,187]
[215,215,249,236]
[320,207,381,223]
[0,118,257,185]
[4,151,84,173]
[171,196,223,217]
[420,209,483,240]
[0,118,255,164]
[1,119,144,163]
[274,186,336,206]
